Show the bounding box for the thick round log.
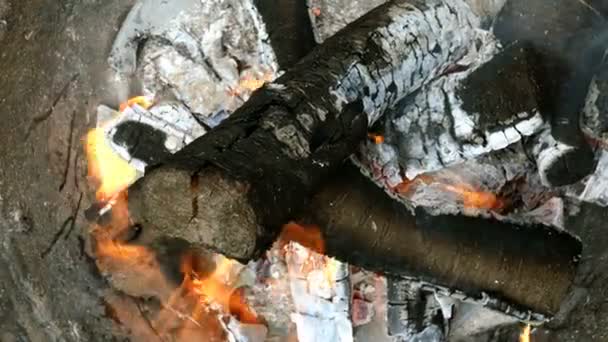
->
[128,162,581,315]
[304,165,581,315]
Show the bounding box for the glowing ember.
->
[184,255,259,324]
[443,184,503,210]
[119,95,154,112]
[394,175,503,210]
[279,222,325,254]
[368,133,385,144]
[520,324,531,342]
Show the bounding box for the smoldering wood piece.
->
[129,0,484,260]
[493,0,607,186]
[364,41,544,182]
[302,165,581,316]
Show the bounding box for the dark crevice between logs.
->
[254,0,317,69]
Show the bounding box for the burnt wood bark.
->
[303,164,581,316]
[493,0,608,186]
[128,162,581,316]
[129,0,483,260]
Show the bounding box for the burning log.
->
[120,0,585,322]
[129,0,486,260]
[127,162,581,317]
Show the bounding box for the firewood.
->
[129,0,486,260]
[124,0,584,318]
[127,162,581,316]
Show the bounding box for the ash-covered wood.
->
[360,40,545,183]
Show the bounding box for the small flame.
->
[367,133,385,145]
[279,222,325,254]
[184,255,258,324]
[85,129,137,201]
[394,175,503,210]
[520,324,531,342]
[443,184,503,210]
[119,95,154,112]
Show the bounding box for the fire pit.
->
[1,0,606,341]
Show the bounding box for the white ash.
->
[324,0,487,125]
[286,244,353,342]
[225,319,268,342]
[521,197,566,229]
[581,73,608,144]
[238,242,352,341]
[109,0,278,128]
[529,127,577,187]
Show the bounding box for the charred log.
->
[127,162,581,317]
[364,40,544,183]
[130,0,484,260]
[303,164,581,316]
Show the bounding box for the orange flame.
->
[119,95,154,112]
[229,70,274,97]
[520,324,531,342]
[183,255,258,324]
[85,128,137,201]
[394,175,503,211]
[87,96,256,340]
[279,222,325,254]
[368,133,385,145]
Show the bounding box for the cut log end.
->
[129,166,262,261]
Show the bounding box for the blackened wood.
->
[457,42,539,133]
[254,0,317,68]
[303,164,581,315]
[131,0,482,259]
[493,0,606,185]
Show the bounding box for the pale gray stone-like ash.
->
[324,0,484,125]
[109,0,279,128]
